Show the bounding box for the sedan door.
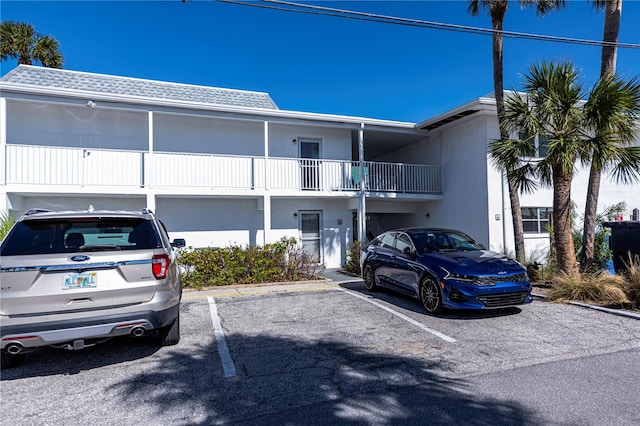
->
[387,232,422,296]
[366,232,398,287]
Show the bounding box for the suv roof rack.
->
[141,208,154,215]
[25,208,52,215]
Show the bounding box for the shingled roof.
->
[0,65,279,110]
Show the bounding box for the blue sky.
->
[1,1,639,122]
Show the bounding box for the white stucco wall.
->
[270,198,353,267]
[8,195,146,216]
[153,113,264,155]
[426,116,492,247]
[6,99,148,150]
[155,197,262,248]
[268,123,351,160]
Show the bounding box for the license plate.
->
[63,272,97,289]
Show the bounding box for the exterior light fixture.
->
[86,100,96,108]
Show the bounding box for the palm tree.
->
[497,63,640,276]
[500,61,586,276]
[580,75,640,268]
[580,0,623,269]
[0,21,63,68]
[467,0,565,262]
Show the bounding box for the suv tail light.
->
[152,254,170,279]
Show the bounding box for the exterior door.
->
[300,211,322,263]
[299,139,320,190]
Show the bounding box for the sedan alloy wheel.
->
[420,276,442,314]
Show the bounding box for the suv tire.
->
[1,352,25,369]
[157,313,180,346]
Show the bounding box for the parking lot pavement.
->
[1,280,639,425]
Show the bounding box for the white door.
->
[299,139,320,190]
[300,211,322,263]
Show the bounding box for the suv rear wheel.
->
[157,313,180,346]
[1,352,25,369]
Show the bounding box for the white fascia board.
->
[0,82,417,131]
[415,96,497,130]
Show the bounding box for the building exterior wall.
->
[268,123,352,160]
[7,99,148,150]
[154,114,264,155]
[425,115,492,247]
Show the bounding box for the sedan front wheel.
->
[420,276,443,314]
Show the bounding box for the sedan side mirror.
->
[403,246,416,258]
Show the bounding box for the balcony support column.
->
[262,194,271,245]
[358,123,366,242]
[264,121,269,189]
[145,111,155,211]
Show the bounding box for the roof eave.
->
[0,82,418,129]
[415,96,497,131]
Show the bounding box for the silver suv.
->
[0,207,185,368]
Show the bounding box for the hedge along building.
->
[1,65,638,267]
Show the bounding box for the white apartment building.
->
[1,65,638,267]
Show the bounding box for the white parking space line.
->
[207,297,237,377]
[338,288,457,343]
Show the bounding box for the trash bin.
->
[603,221,640,273]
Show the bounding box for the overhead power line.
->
[218,0,640,49]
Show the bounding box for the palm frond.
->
[608,146,640,185]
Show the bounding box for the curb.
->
[567,301,640,320]
[532,292,640,320]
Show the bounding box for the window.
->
[537,134,550,157]
[395,233,413,254]
[1,218,159,256]
[379,233,396,249]
[521,207,552,233]
[519,132,550,158]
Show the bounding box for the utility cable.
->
[217,0,640,49]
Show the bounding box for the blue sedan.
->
[361,228,532,314]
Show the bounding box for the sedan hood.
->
[420,250,525,275]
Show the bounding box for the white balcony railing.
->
[4,144,442,194]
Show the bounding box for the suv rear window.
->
[1,218,161,256]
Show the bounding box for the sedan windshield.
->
[410,230,484,253]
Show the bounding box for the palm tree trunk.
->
[553,165,579,276]
[600,0,621,77]
[581,0,621,270]
[581,166,602,270]
[491,5,525,263]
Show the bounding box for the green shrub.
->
[344,240,362,275]
[177,237,322,289]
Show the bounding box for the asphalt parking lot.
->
[1,274,639,425]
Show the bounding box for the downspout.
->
[358,123,366,243]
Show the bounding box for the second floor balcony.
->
[4,144,442,196]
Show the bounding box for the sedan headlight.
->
[440,268,493,286]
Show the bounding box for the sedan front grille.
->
[475,272,529,286]
[477,291,530,308]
